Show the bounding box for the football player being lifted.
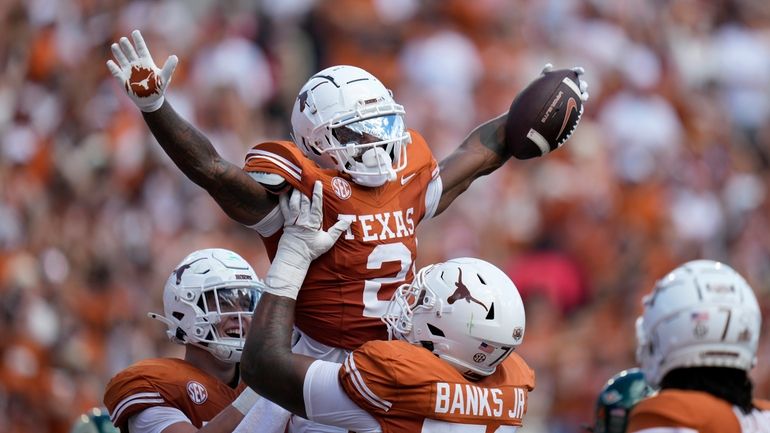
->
[103,249,289,433]
[236,183,535,433]
[628,260,770,432]
[106,30,586,431]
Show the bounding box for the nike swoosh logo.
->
[557,97,578,140]
[400,173,416,185]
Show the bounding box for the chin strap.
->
[148,312,189,344]
[148,312,241,362]
[147,311,172,325]
[148,311,175,332]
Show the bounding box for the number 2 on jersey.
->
[362,243,413,318]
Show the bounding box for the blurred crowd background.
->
[1,0,769,432]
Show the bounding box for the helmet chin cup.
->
[210,344,238,363]
[350,147,397,187]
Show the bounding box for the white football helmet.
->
[636,260,761,387]
[150,248,263,363]
[383,257,526,378]
[290,65,411,187]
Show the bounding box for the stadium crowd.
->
[1,0,769,432]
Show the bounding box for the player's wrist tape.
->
[263,231,315,299]
[139,96,164,113]
[232,387,260,415]
[264,258,309,300]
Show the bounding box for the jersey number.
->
[362,243,413,318]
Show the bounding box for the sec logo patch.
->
[331,177,351,200]
[186,381,208,405]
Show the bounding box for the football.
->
[505,68,584,159]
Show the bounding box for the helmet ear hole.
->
[304,138,322,156]
[427,323,445,337]
[172,312,184,320]
[485,303,495,320]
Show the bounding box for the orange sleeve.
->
[407,129,439,180]
[339,341,399,415]
[103,368,172,431]
[243,141,319,193]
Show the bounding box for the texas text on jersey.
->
[339,340,535,433]
[243,130,440,350]
[628,390,770,433]
[104,358,245,432]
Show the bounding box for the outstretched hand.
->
[541,63,589,102]
[264,181,351,299]
[106,30,178,112]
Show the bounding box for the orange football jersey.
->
[243,131,439,350]
[338,340,534,433]
[103,358,244,432]
[628,389,770,432]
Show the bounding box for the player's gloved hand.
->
[541,63,590,102]
[106,30,178,112]
[265,181,351,299]
[571,66,589,102]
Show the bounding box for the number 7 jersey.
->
[243,130,440,350]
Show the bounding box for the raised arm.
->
[435,65,589,216]
[142,102,275,225]
[240,182,350,416]
[107,30,275,225]
[435,112,509,216]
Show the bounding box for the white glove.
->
[541,63,590,102]
[264,181,351,299]
[106,30,178,112]
[570,66,590,102]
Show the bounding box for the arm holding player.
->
[147,399,251,433]
[240,181,351,416]
[121,382,286,433]
[107,30,275,226]
[238,183,381,431]
[435,64,589,216]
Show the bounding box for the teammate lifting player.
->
[237,183,536,433]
